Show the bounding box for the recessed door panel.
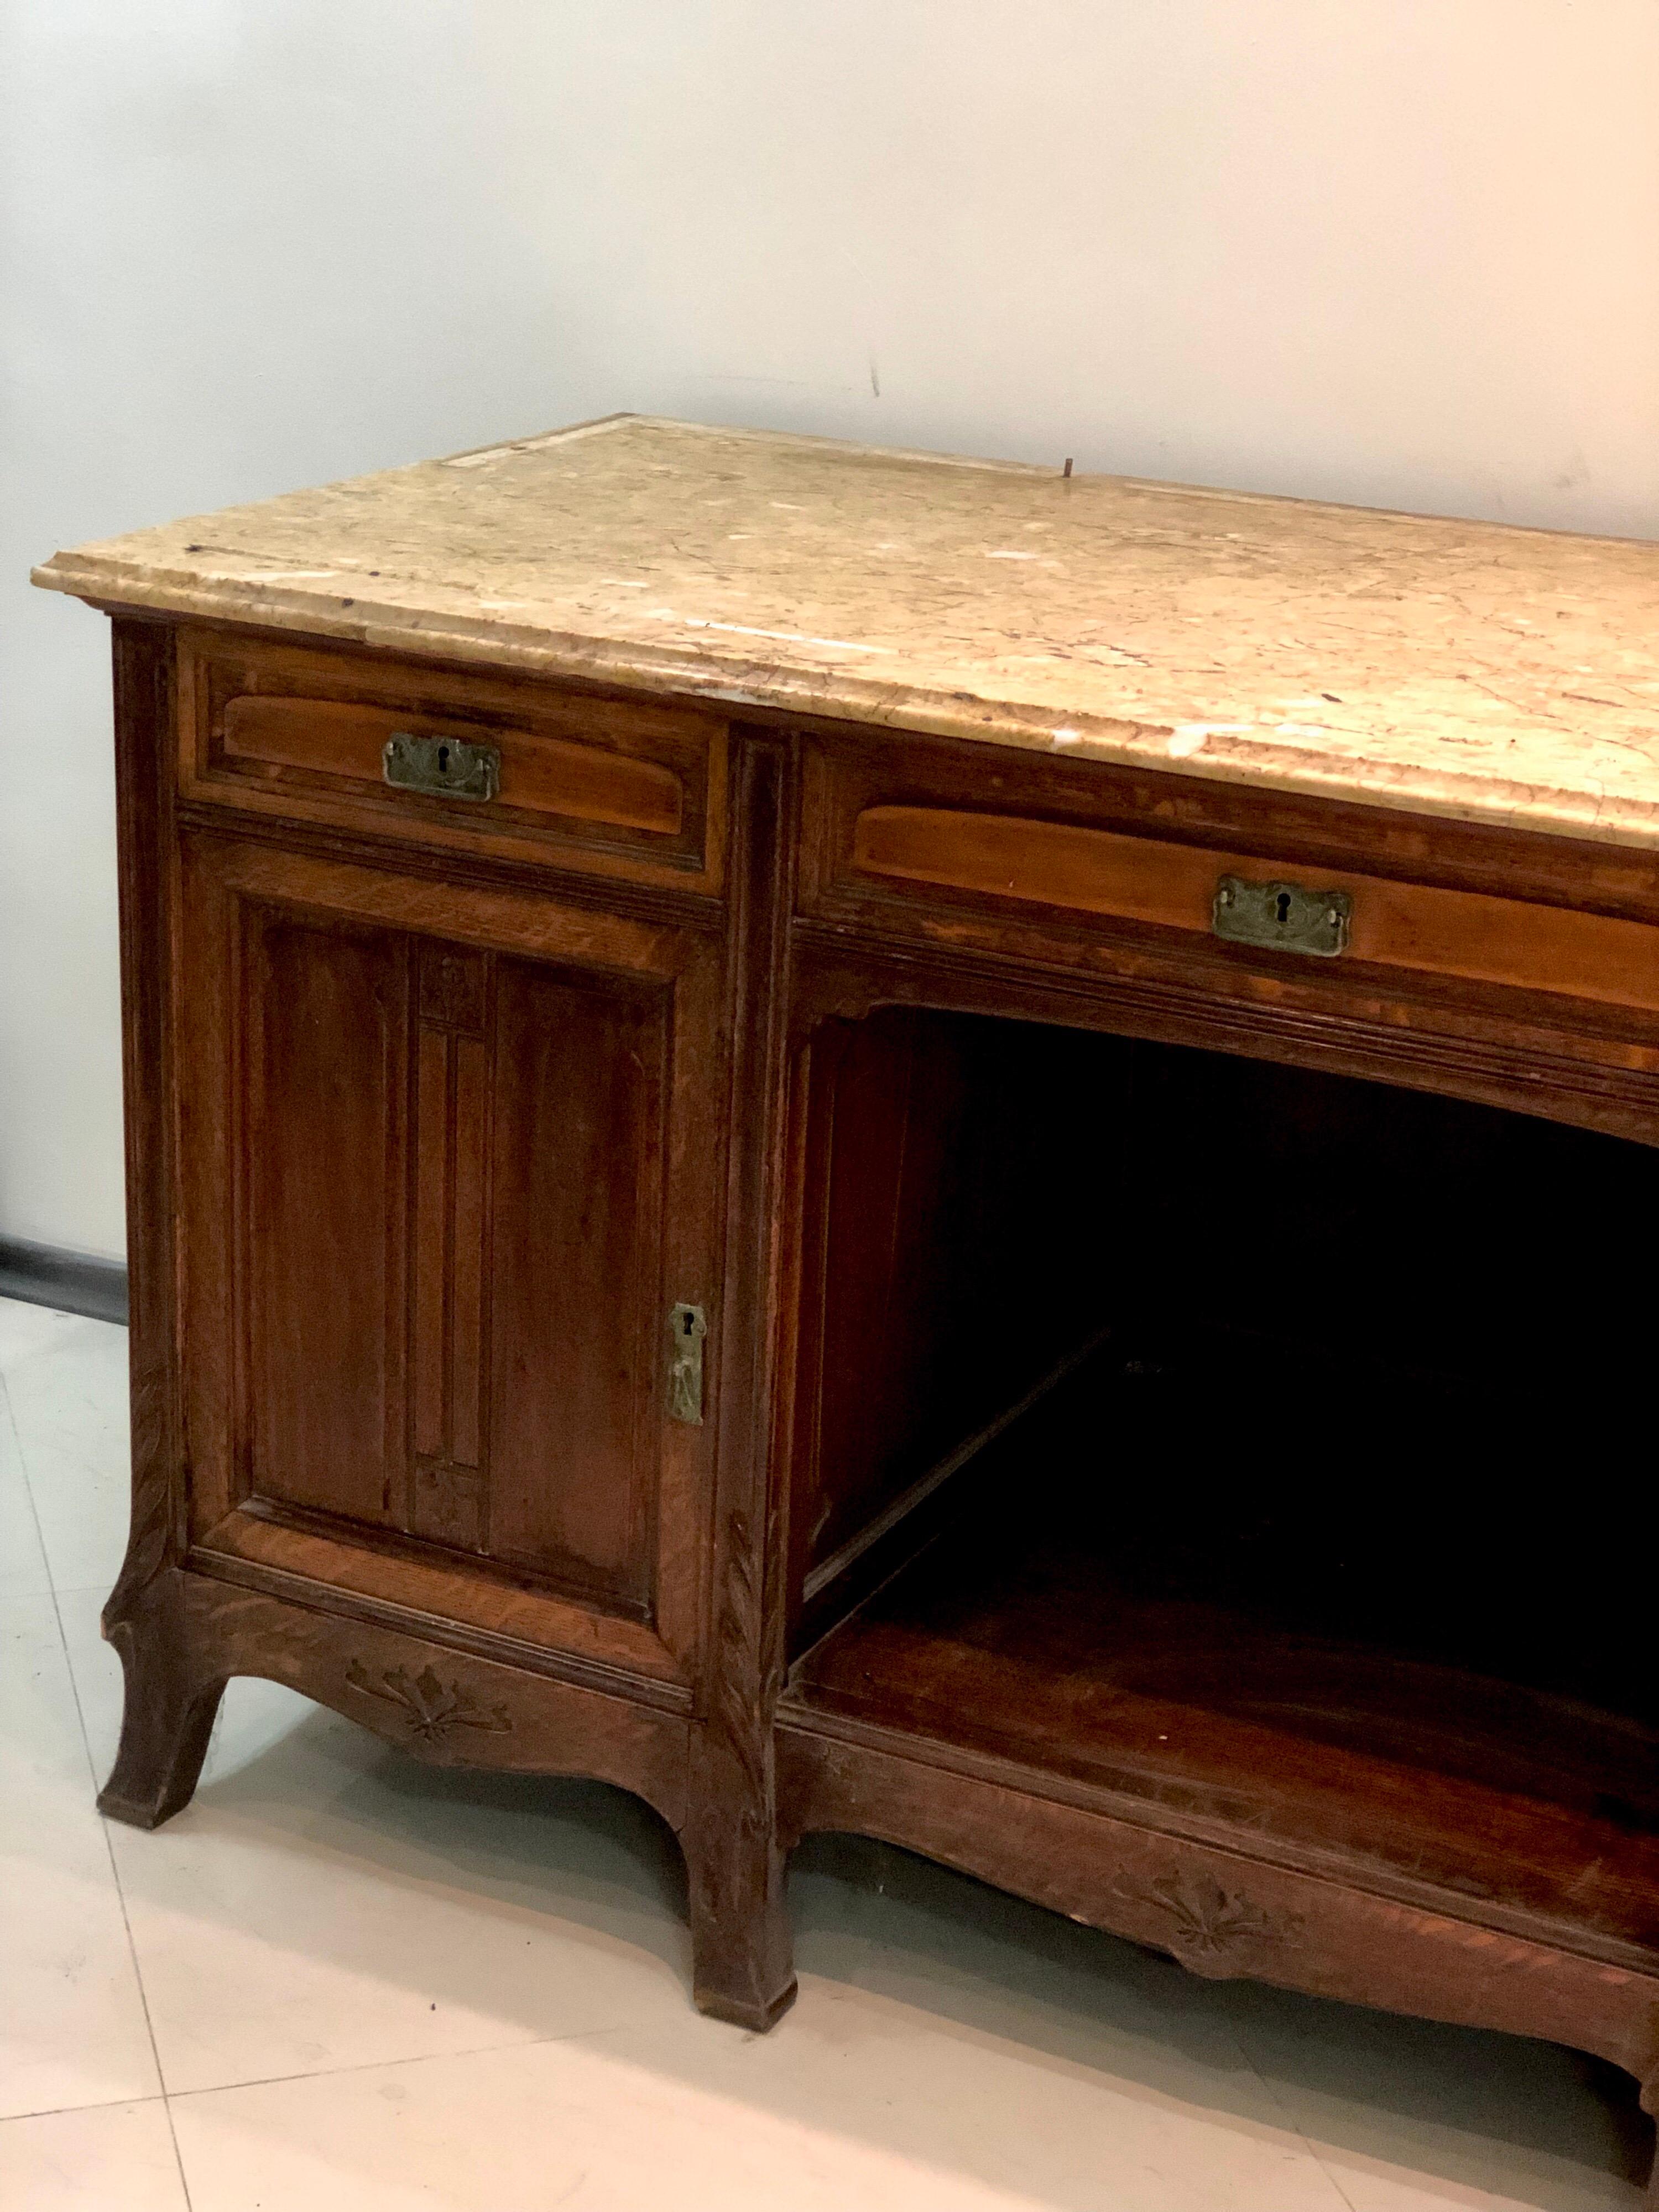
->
[179,829,721,1673]
[246,914,407,1529]
[484,959,668,1605]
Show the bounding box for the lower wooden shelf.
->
[777,1332,1659,2079]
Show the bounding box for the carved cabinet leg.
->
[684,1727,796,2031]
[98,1580,227,1830]
[682,734,798,2033]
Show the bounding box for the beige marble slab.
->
[33,415,1659,851]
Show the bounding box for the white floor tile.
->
[168,2017,1334,2212]
[0,1376,53,1602]
[0,1301,95,1376]
[3,1312,131,1597]
[48,1585,123,1784]
[0,1591,160,2118]
[1233,1989,1649,2209]
[0,1295,1647,2209]
[107,1693,696,2095]
[0,2099,187,2212]
[611,1990,1337,2211]
[789,1837,1650,2210]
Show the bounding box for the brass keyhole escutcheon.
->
[383,731,500,803]
[667,1302,707,1426]
[1213,874,1352,958]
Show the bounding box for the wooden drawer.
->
[805,740,1659,1020]
[178,629,726,895]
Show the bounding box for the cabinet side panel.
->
[246,915,406,1526]
[485,958,665,1606]
[107,619,182,1619]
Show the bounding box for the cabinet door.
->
[178,828,723,1684]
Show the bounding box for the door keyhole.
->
[436,743,451,776]
[1275,890,1292,926]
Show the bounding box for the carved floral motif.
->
[345,1660,512,1744]
[713,1506,773,1806]
[1129,1869,1302,1960]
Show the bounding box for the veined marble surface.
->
[33,415,1659,849]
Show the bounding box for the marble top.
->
[33,415,1659,851]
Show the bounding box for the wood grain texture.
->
[853,802,1659,1014]
[104,620,182,1629]
[683,733,799,2032]
[409,946,491,1548]
[486,957,667,1603]
[448,1034,488,1472]
[192,1530,688,1705]
[174,823,723,1678]
[223,693,684,834]
[178,628,724,894]
[775,1725,1659,2093]
[783,1008,1132,1649]
[244,911,408,1530]
[411,1022,451,1464]
[97,1572,227,1830]
[789,924,1659,1154]
[802,714,1659,922]
[89,603,1659,2194]
[785,1457,1659,1966]
[178,1567,690,1828]
[97,619,207,1828]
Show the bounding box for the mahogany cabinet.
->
[35,417,1659,2192]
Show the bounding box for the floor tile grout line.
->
[154,2095,196,2211]
[0,2088,173,2126]
[0,1368,55,1600]
[3,1347,196,2210]
[0,1303,609,2195]
[2,1305,648,2183]
[3,1368,106,1802]
[160,2020,640,2109]
[1225,2025,1361,2212]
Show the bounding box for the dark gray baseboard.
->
[0,1237,129,1327]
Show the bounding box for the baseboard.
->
[0,1237,129,1327]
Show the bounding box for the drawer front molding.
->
[852,804,1659,1016]
[179,628,726,895]
[223,694,684,835]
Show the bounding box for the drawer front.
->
[178,630,726,894]
[805,742,1659,1019]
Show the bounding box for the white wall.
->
[4,0,1658,1260]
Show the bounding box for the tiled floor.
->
[0,1293,1649,2211]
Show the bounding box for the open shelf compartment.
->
[779,1006,1659,1968]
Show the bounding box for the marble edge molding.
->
[30,413,1659,855]
[32,544,1659,854]
[437,410,1072,482]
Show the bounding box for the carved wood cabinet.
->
[35,418,1659,2190]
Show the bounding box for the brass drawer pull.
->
[383,731,499,802]
[1214,874,1351,957]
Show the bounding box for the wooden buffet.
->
[34,418,1659,2188]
